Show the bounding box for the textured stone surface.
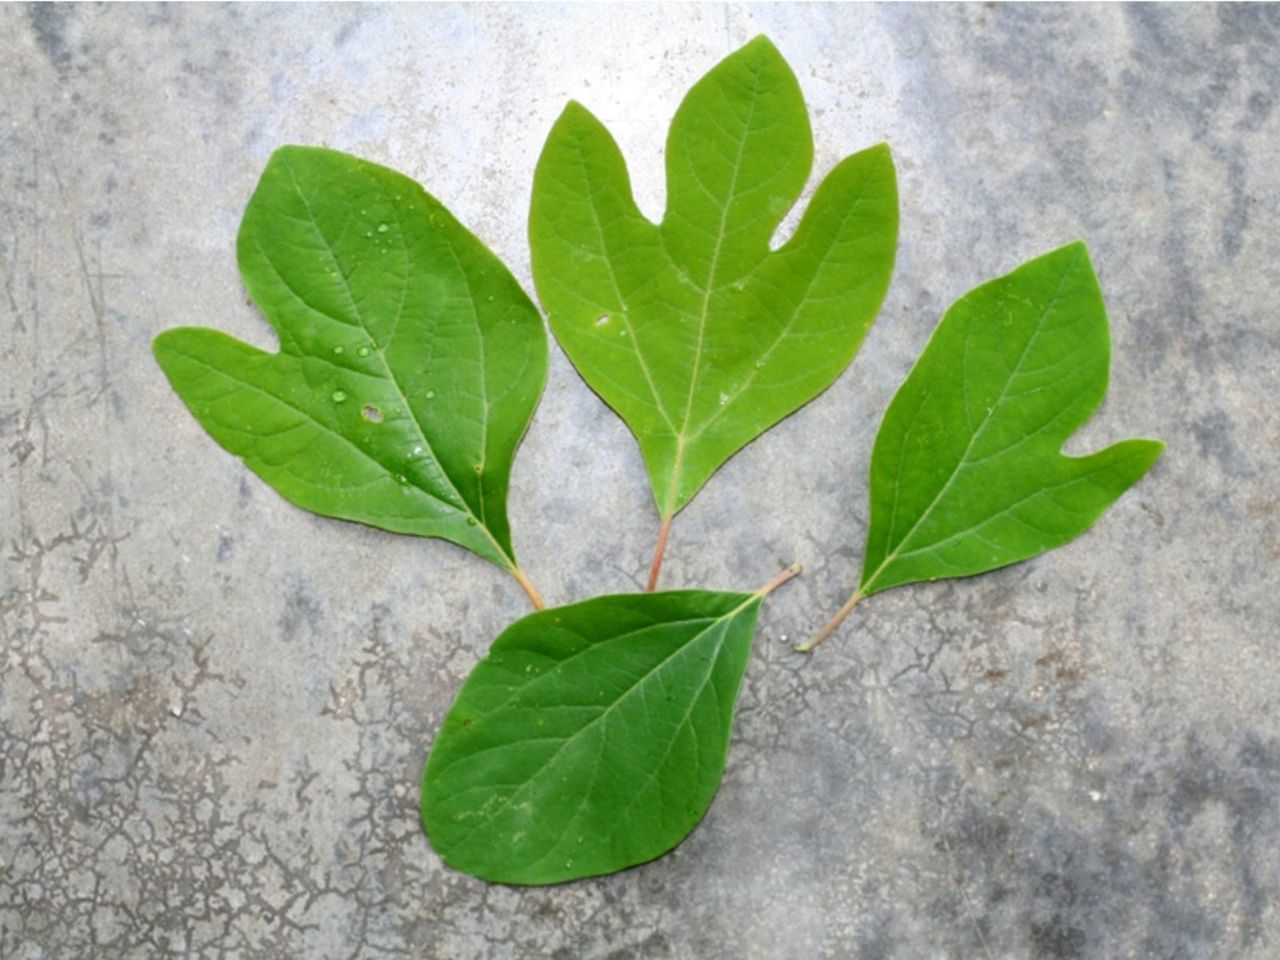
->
[2,4,1278,958]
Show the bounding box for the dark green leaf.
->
[529,35,898,519]
[421,590,764,885]
[153,146,547,573]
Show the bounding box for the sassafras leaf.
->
[421,574,799,885]
[802,243,1163,651]
[529,36,897,582]
[153,147,547,590]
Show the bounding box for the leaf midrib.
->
[666,65,764,500]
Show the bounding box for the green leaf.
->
[421,589,765,885]
[529,35,898,519]
[802,243,1162,651]
[857,243,1162,596]
[153,146,547,574]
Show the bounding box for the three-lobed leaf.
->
[153,146,547,573]
[421,590,764,885]
[529,35,898,518]
[859,242,1163,597]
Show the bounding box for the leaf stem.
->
[646,515,674,592]
[512,567,546,611]
[755,562,802,599]
[796,590,862,653]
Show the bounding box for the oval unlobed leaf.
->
[421,590,764,885]
[859,242,1163,597]
[153,146,547,572]
[529,35,898,518]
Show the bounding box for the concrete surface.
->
[2,4,1278,958]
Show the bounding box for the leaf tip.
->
[741,33,781,56]
[557,99,596,127]
[547,100,609,149]
[854,141,898,185]
[1133,437,1167,469]
[714,34,791,80]
[1057,238,1093,267]
[150,329,172,358]
[151,326,189,369]
[867,140,897,171]
[266,143,321,169]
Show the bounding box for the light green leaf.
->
[153,146,548,578]
[802,243,1163,651]
[421,589,767,885]
[529,35,898,521]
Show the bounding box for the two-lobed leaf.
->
[529,36,898,518]
[859,242,1163,597]
[153,146,547,572]
[421,590,764,885]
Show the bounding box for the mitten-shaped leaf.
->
[154,147,547,580]
[803,243,1163,650]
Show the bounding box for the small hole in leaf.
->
[361,404,382,423]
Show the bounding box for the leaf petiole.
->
[510,567,546,611]
[796,590,862,653]
[646,515,674,591]
[755,562,803,599]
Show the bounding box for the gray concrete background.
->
[2,4,1277,958]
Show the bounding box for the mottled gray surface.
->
[2,3,1277,958]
